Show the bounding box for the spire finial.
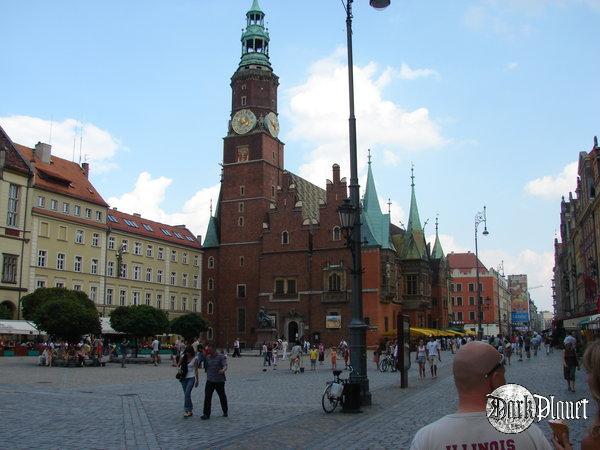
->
[410,163,415,188]
[210,199,213,216]
[387,198,391,215]
[367,149,372,165]
[435,213,439,234]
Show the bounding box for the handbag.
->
[176,368,184,380]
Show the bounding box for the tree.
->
[110,305,170,339]
[170,313,209,342]
[21,287,91,321]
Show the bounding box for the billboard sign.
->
[509,274,530,325]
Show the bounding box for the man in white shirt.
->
[426,336,441,378]
[151,337,160,366]
[563,331,576,350]
[410,342,552,450]
[232,338,240,357]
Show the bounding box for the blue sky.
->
[2,0,599,311]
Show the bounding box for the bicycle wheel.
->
[379,359,389,372]
[322,385,339,413]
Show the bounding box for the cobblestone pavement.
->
[0,349,595,449]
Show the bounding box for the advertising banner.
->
[509,274,530,325]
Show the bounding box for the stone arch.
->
[0,301,17,319]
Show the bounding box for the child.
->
[309,346,318,371]
[330,347,337,370]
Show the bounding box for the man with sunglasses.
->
[410,342,552,450]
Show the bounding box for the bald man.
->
[410,342,552,450]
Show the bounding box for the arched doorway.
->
[287,321,299,343]
[0,301,16,320]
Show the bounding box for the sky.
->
[2,0,599,313]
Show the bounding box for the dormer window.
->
[281,230,289,245]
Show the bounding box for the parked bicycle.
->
[378,353,397,372]
[322,366,355,413]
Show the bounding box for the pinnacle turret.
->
[239,0,271,69]
[431,215,444,259]
[406,164,423,233]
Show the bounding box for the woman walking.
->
[416,339,427,380]
[563,341,579,392]
[318,343,325,365]
[178,346,199,417]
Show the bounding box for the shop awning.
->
[443,329,464,336]
[0,320,42,335]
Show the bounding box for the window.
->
[240,256,244,267]
[107,214,118,223]
[143,224,153,232]
[455,283,462,292]
[456,296,463,306]
[145,292,152,306]
[238,217,244,227]
[37,280,46,289]
[55,281,64,288]
[91,259,98,275]
[170,295,176,311]
[120,263,127,279]
[238,202,245,213]
[50,199,58,211]
[171,272,176,286]
[208,278,214,290]
[106,288,113,305]
[119,290,126,306]
[2,254,18,283]
[182,253,188,264]
[132,291,140,306]
[75,230,84,244]
[406,275,417,295]
[74,205,81,216]
[85,208,92,219]
[193,255,199,266]
[72,283,81,291]
[90,286,97,303]
[281,231,289,244]
[133,265,141,281]
[146,245,153,257]
[107,261,114,277]
[193,298,198,312]
[237,308,246,333]
[182,273,188,287]
[92,233,100,247]
[207,301,214,315]
[469,296,475,306]
[193,275,199,289]
[450,283,455,292]
[39,222,49,237]
[182,297,187,311]
[207,327,214,341]
[384,316,389,332]
[469,311,476,321]
[158,247,164,260]
[37,250,47,267]
[237,284,246,298]
[37,196,45,207]
[62,202,69,214]
[146,268,152,282]
[332,226,341,241]
[108,236,115,250]
[287,279,296,294]
[55,253,65,270]
[7,184,19,227]
[241,95,246,106]
[208,256,215,268]
[240,185,245,196]
[468,283,474,292]
[74,256,82,272]
[157,270,163,283]
[171,250,177,262]
[328,273,341,292]
[121,240,128,252]
[134,242,142,255]
[275,279,285,295]
[457,311,463,321]
[156,294,162,309]
[161,228,172,236]
[95,211,102,221]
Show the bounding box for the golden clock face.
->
[265,112,279,138]
[232,109,257,135]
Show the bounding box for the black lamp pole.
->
[474,206,489,340]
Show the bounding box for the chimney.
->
[112,207,118,211]
[332,163,340,183]
[82,162,90,178]
[34,142,52,164]
[133,213,141,218]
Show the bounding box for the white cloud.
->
[107,172,220,239]
[283,49,446,187]
[428,234,470,254]
[398,63,441,81]
[0,115,124,173]
[524,161,577,200]
[505,62,519,71]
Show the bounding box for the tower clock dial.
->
[232,109,257,135]
[265,112,280,138]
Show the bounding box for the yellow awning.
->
[443,329,464,336]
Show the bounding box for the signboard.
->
[402,317,411,371]
[509,275,530,325]
[325,315,341,329]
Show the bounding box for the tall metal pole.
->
[475,226,482,339]
[345,0,370,406]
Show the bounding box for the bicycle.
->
[322,366,354,413]
[378,353,397,372]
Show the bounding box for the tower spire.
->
[431,213,444,259]
[406,165,422,233]
[239,0,271,69]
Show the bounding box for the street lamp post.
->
[474,206,489,340]
[337,0,390,408]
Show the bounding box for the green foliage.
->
[170,313,209,342]
[109,305,169,338]
[22,289,100,342]
[0,303,14,319]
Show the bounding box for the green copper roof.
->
[431,217,444,259]
[406,167,422,233]
[360,158,394,250]
[239,0,271,69]
[203,216,219,248]
[400,168,428,261]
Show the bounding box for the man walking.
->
[232,338,240,357]
[119,338,128,368]
[201,344,228,420]
[426,336,441,378]
[410,342,552,449]
[151,336,160,366]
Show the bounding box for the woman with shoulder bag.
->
[177,346,199,417]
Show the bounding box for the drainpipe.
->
[17,166,33,319]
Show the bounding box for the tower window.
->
[332,226,341,241]
[240,186,245,196]
[281,231,289,245]
[238,202,245,213]
[241,84,246,91]
[241,96,247,106]
[240,256,245,267]
[271,186,275,197]
[238,217,245,227]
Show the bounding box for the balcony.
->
[321,291,349,303]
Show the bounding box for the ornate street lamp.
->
[475,206,489,340]
[338,0,391,408]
